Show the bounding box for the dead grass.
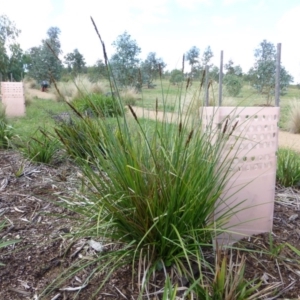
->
[120,87,140,105]
[50,75,107,102]
[286,99,300,133]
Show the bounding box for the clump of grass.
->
[285,99,300,133]
[277,147,300,187]
[55,114,107,162]
[20,129,61,164]
[0,105,14,149]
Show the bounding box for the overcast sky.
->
[2,0,300,82]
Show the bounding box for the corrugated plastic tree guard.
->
[202,45,281,245]
[0,82,25,117]
[203,106,279,245]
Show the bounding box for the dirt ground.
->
[1,89,300,299]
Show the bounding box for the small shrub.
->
[286,99,300,133]
[277,148,300,187]
[224,74,243,97]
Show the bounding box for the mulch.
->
[0,150,300,299]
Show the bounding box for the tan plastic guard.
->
[202,106,280,246]
[1,82,25,117]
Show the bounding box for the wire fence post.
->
[219,51,223,106]
[205,65,209,106]
[275,43,281,107]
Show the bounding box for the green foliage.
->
[26,27,63,82]
[169,69,184,84]
[248,40,293,102]
[20,129,60,164]
[224,74,243,97]
[64,48,86,75]
[0,220,21,266]
[72,94,123,117]
[110,31,141,87]
[277,148,300,187]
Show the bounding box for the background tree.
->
[186,46,200,78]
[141,52,166,87]
[87,59,108,82]
[249,40,293,99]
[110,31,141,87]
[201,46,214,69]
[64,48,86,75]
[0,14,23,81]
[27,27,63,83]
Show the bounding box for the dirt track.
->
[132,106,300,152]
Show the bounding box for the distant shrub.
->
[224,74,243,97]
[169,69,184,85]
[72,94,123,118]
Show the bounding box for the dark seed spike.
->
[185,129,194,147]
[222,119,229,135]
[128,105,138,122]
[200,69,206,90]
[229,121,239,136]
[90,16,108,66]
[156,98,158,115]
[179,122,182,135]
[186,77,191,90]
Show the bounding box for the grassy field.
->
[4,78,300,142]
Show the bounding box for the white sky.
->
[1,0,300,82]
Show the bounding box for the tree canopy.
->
[248,40,293,98]
[26,27,63,83]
